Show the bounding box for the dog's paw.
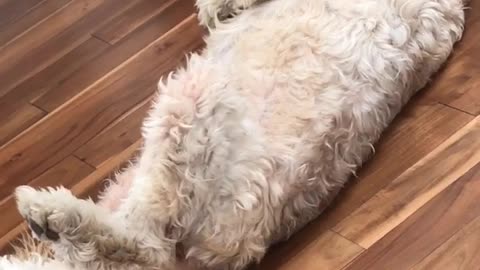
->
[15,186,82,241]
[197,0,254,28]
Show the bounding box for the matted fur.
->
[1,0,466,269]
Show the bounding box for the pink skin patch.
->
[97,167,135,212]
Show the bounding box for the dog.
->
[1,0,465,269]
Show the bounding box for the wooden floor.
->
[0,0,478,269]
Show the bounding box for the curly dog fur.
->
[1,0,465,269]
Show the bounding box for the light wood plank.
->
[334,117,480,248]
[0,16,203,201]
[344,162,480,270]
[32,0,197,112]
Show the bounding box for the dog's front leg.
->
[15,186,174,270]
[196,0,261,28]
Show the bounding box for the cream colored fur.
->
[1,0,466,269]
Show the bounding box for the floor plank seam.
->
[438,101,477,116]
[28,102,49,114]
[90,33,114,46]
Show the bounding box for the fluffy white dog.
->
[1,0,465,269]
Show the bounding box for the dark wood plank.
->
[0,0,105,97]
[0,0,137,97]
[344,162,480,270]
[424,0,480,115]
[93,0,177,44]
[32,0,196,112]
[0,0,42,30]
[0,0,73,47]
[333,117,480,248]
[258,101,473,269]
[74,97,152,167]
[263,231,363,270]
[0,16,203,201]
[73,140,142,201]
[0,156,93,253]
[0,103,46,146]
[0,37,108,144]
[412,214,480,270]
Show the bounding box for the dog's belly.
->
[133,0,465,266]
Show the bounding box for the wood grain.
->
[0,0,42,29]
[0,0,73,47]
[0,16,203,201]
[344,162,480,270]
[0,0,137,97]
[74,97,152,167]
[0,37,108,143]
[0,0,104,97]
[334,117,480,248]
[0,103,45,146]
[32,0,197,112]
[93,0,180,44]
[412,212,480,270]
[266,231,363,270]
[424,0,480,115]
[72,140,142,200]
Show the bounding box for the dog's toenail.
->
[28,219,44,236]
[45,228,60,241]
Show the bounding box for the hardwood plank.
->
[424,1,480,115]
[344,162,480,270]
[0,0,138,98]
[412,213,480,270]
[333,117,480,248]
[0,156,93,241]
[0,0,42,29]
[0,0,73,47]
[259,101,473,269]
[0,16,203,201]
[32,0,196,112]
[7,36,108,103]
[0,0,104,90]
[72,140,142,200]
[74,97,152,167]
[0,103,46,146]
[0,37,108,143]
[93,0,178,44]
[259,231,363,270]
[0,224,27,255]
